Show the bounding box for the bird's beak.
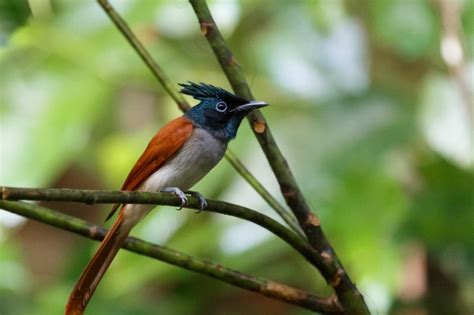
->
[231,100,268,112]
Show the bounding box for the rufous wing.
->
[106,116,194,220]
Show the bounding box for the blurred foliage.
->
[0,0,473,314]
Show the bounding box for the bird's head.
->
[180,82,268,140]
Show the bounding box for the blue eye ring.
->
[215,101,228,112]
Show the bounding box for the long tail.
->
[65,210,133,315]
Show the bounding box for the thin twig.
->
[97,0,188,111]
[224,150,302,235]
[188,0,370,313]
[0,200,341,314]
[1,186,317,269]
[96,0,299,234]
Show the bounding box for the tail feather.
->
[65,211,131,315]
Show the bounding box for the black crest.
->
[179,82,247,105]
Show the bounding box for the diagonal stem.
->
[188,0,370,313]
[96,0,299,235]
[97,0,189,111]
[224,150,303,236]
[0,200,341,314]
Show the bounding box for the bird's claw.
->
[162,187,188,210]
[161,188,207,212]
[185,191,207,213]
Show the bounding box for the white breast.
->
[141,127,227,193]
[122,128,227,225]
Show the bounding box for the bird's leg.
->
[161,187,188,210]
[185,191,208,212]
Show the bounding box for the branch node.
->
[305,212,320,227]
[227,54,239,66]
[200,22,214,36]
[320,250,333,264]
[253,121,266,134]
[1,186,9,200]
[265,280,297,299]
[283,191,296,199]
[85,194,98,205]
[178,101,191,112]
[89,226,102,238]
[329,294,343,312]
[329,268,346,288]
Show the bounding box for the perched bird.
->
[65,82,268,315]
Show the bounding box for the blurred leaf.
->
[371,0,438,58]
[401,155,474,250]
[461,0,474,58]
[309,0,346,32]
[0,0,30,44]
[1,0,473,313]
[0,237,30,314]
[419,73,473,169]
[0,63,109,186]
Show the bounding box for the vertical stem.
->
[189,1,370,313]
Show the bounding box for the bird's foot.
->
[185,191,207,213]
[161,187,188,210]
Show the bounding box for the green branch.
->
[96,0,299,235]
[0,200,341,314]
[97,0,188,111]
[224,150,302,236]
[1,186,319,269]
[188,1,370,313]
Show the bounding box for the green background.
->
[1,0,473,314]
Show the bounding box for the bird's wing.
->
[66,116,194,314]
[106,116,194,220]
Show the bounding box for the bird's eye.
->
[215,101,228,112]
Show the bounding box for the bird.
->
[65,82,268,315]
